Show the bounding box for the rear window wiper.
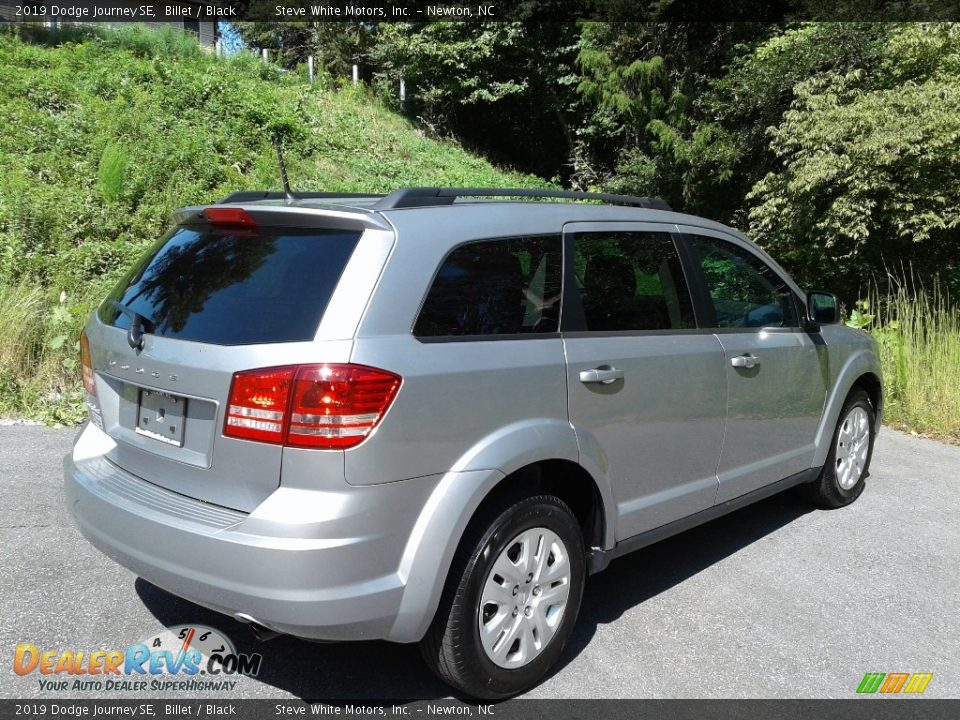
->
[106,300,155,349]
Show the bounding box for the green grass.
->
[861,279,960,442]
[0,283,100,423]
[0,26,546,422]
[847,276,960,441]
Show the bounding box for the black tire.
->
[420,493,586,700]
[805,388,876,508]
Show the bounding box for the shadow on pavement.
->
[548,491,813,684]
[135,578,450,700]
[137,490,813,700]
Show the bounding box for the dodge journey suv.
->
[66,187,882,698]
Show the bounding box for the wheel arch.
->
[446,418,615,552]
[812,349,883,468]
[853,371,883,422]
[473,459,608,552]
[388,440,610,643]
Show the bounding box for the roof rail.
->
[217,191,384,204]
[373,187,671,211]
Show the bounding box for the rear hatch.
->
[83,207,372,511]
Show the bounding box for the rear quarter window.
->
[98,225,361,345]
[413,235,563,339]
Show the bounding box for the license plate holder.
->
[135,389,187,447]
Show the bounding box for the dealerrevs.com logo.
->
[13,625,263,693]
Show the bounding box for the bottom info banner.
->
[1,700,958,720]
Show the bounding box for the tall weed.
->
[0,284,100,424]
[98,144,129,203]
[861,276,960,440]
[0,284,45,383]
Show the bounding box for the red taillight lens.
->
[203,207,257,228]
[224,366,296,443]
[80,330,96,396]
[287,364,401,449]
[223,364,401,450]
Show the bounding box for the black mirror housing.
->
[807,291,839,326]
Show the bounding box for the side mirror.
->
[806,291,839,328]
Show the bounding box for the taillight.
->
[224,366,296,444]
[287,364,401,449]
[223,364,400,450]
[80,330,96,396]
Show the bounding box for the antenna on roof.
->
[272,133,296,204]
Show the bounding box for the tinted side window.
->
[688,235,798,328]
[414,235,562,337]
[573,231,695,331]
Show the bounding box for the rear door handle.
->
[579,367,625,384]
[730,354,760,369]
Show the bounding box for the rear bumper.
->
[64,423,440,642]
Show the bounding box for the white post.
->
[399,78,406,102]
[215,39,222,57]
[308,55,315,83]
[352,64,359,84]
[262,48,269,63]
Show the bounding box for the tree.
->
[746,24,960,299]
[233,22,376,78]
[572,22,775,207]
[686,23,890,225]
[370,21,580,180]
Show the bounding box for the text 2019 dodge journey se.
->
[66,187,882,698]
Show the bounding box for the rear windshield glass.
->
[98,225,361,345]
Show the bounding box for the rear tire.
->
[420,493,585,700]
[805,388,876,508]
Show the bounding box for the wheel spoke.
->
[539,547,569,585]
[479,605,512,648]
[482,573,516,607]
[491,551,523,588]
[522,530,540,576]
[533,531,551,579]
[491,615,523,663]
[537,579,569,605]
[518,618,540,661]
[532,603,553,643]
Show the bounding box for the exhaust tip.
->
[250,624,283,643]
[233,612,283,642]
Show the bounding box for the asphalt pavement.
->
[1,424,957,699]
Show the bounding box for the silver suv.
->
[66,187,882,698]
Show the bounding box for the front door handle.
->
[730,354,760,369]
[579,366,625,384]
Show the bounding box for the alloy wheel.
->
[835,406,871,490]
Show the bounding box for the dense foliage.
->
[244,21,960,302]
[369,22,580,180]
[747,25,960,298]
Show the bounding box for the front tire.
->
[420,493,586,699]
[806,388,876,508]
